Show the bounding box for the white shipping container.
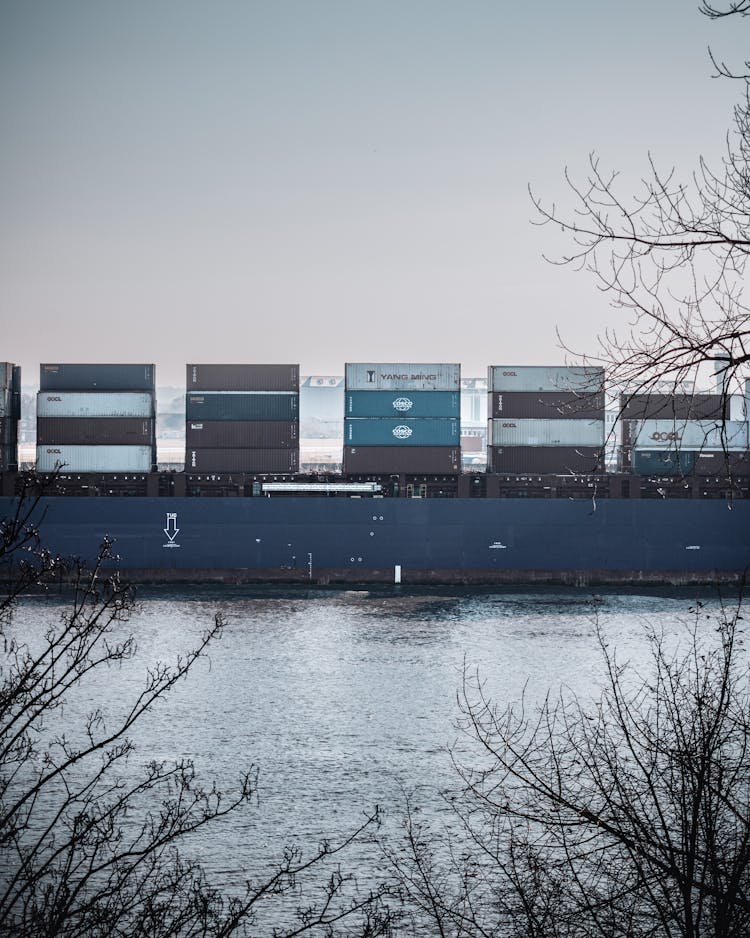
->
[345,363,460,391]
[37,391,155,418]
[36,445,154,472]
[488,365,604,394]
[489,417,605,447]
[630,419,749,451]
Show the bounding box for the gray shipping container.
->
[345,363,460,392]
[620,393,727,421]
[186,363,299,392]
[37,392,155,418]
[36,445,154,472]
[186,420,298,449]
[37,417,155,446]
[343,446,461,474]
[489,418,605,447]
[40,363,155,391]
[487,445,605,474]
[488,365,604,394]
[627,419,748,451]
[186,448,299,473]
[489,391,605,420]
[186,392,298,422]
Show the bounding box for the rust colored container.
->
[185,420,298,449]
[620,394,726,420]
[186,448,299,473]
[343,446,461,474]
[487,445,605,474]
[0,418,17,446]
[489,391,605,420]
[37,417,155,446]
[186,364,299,391]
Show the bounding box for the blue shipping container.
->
[186,393,299,422]
[345,390,460,418]
[344,417,460,446]
[632,450,697,476]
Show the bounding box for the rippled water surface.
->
[12,584,737,924]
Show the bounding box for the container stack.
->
[0,363,21,472]
[487,366,606,473]
[620,392,746,475]
[36,364,156,472]
[343,363,461,474]
[185,364,299,473]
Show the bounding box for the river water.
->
[10,584,738,932]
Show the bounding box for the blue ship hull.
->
[2,496,748,585]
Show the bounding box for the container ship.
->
[1,361,748,586]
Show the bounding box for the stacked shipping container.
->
[487,366,606,473]
[0,363,21,471]
[619,393,746,475]
[343,364,461,474]
[36,364,157,472]
[185,364,299,472]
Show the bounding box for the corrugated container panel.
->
[343,446,461,474]
[185,420,298,449]
[488,418,605,447]
[40,363,155,391]
[185,392,298,422]
[488,365,604,394]
[345,390,460,418]
[345,363,460,391]
[0,445,18,472]
[37,417,155,446]
[489,391,604,420]
[0,418,18,446]
[186,448,299,473]
[186,363,299,392]
[628,419,748,451]
[487,446,604,474]
[36,445,154,472]
[37,392,155,418]
[344,417,460,446]
[631,450,697,476]
[0,363,14,388]
[620,393,726,421]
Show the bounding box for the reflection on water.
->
[11,585,736,913]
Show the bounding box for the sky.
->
[1,1,747,386]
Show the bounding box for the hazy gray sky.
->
[1,1,746,385]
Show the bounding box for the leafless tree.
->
[531,2,750,428]
[0,480,393,937]
[387,597,750,937]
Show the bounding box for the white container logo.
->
[392,425,413,440]
[392,397,414,412]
